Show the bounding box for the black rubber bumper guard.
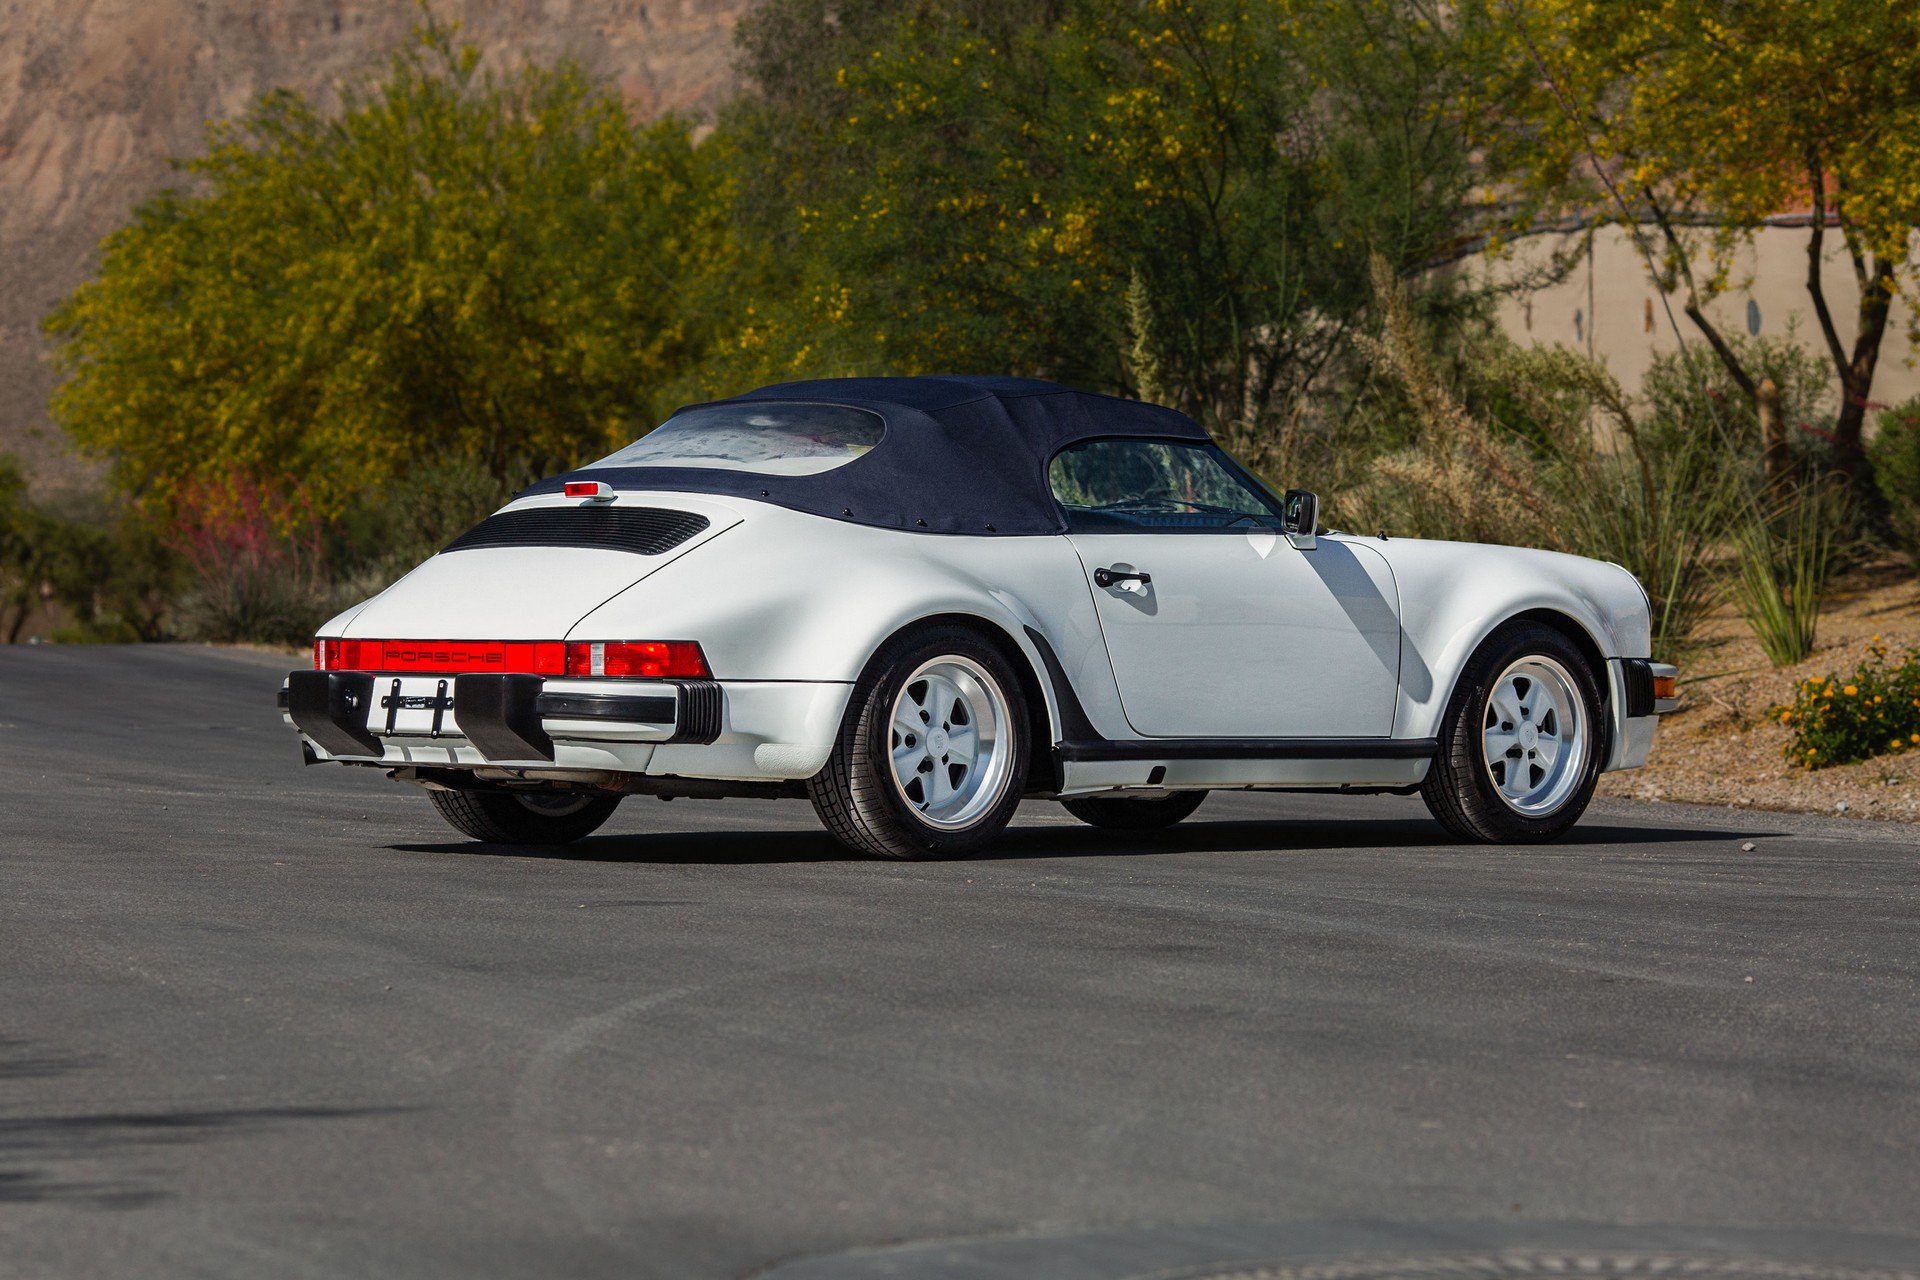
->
[283,671,722,761]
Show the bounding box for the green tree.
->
[711,0,1485,449]
[1467,0,1920,478]
[45,21,728,518]
[0,458,180,643]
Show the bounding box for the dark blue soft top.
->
[523,376,1211,536]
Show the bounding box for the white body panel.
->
[1067,529,1399,737]
[1361,536,1652,740]
[300,490,1663,797]
[334,495,744,640]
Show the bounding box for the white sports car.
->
[281,376,1677,856]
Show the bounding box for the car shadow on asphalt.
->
[386,814,1763,866]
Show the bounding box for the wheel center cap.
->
[928,729,950,755]
[1519,722,1540,750]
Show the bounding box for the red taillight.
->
[563,641,710,678]
[564,480,611,500]
[312,638,709,679]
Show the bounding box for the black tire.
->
[1060,791,1207,830]
[1420,621,1606,844]
[428,789,621,845]
[808,625,1030,859]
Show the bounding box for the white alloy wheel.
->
[885,656,1015,829]
[1480,655,1589,816]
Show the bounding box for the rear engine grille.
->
[443,506,711,557]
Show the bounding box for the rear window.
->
[586,402,884,477]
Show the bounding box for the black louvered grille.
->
[442,506,712,557]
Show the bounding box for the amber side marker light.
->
[1652,673,1678,700]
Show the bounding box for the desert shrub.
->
[332,453,527,591]
[1343,258,1560,547]
[0,457,182,643]
[1726,479,1845,667]
[1347,257,1739,657]
[1,458,66,642]
[1641,334,1834,465]
[169,472,333,647]
[44,507,187,642]
[1869,398,1920,563]
[1776,640,1920,769]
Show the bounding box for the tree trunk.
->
[1833,259,1895,480]
[1804,168,1891,482]
[1758,377,1790,492]
[1644,190,1760,407]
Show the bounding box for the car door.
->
[1051,439,1401,739]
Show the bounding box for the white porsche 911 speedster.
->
[280,376,1677,856]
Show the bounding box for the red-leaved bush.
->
[166,471,333,645]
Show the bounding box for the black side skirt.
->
[1056,737,1438,763]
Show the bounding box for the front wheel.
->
[428,789,621,845]
[808,626,1029,859]
[1420,622,1605,843]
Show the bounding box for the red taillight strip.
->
[312,638,710,679]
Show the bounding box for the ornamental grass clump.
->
[1775,639,1920,769]
[1728,479,1843,668]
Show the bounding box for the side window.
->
[1049,440,1281,531]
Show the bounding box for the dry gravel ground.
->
[1597,559,1920,824]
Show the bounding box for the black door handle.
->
[1093,567,1151,589]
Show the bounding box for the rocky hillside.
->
[0,0,752,485]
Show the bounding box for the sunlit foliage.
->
[1465,0,1920,473]
[45,23,727,516]
[712,0,1485,442]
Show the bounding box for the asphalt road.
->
[2,645,1918,1280]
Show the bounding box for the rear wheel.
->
[1060,791,1207,830]
[1420,622,1605,843]
[808,626,1028,859]
[428,789,621,845]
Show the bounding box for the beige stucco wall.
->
[1487,224,1920,414]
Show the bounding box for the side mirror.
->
[1282,488,1318,550]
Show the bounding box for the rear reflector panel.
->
[314,639,710,678]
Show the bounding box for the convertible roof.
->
[527,376,1213,535]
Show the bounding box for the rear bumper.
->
[281,671,847,781]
